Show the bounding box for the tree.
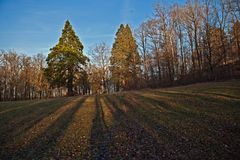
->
[203,26,228,76]
[213,0,229,65]
[231,20,240,60]
[154,4,177,83]
[110,24,141,91]
[184,0,203,74]
[20,55,32,99]
[45,20,88,96]
[0,50,51,101]
[145,19,162,82]
[227,0,240,21]
[0,51,3,101]
[89,42,110,93]
[88,64,103,94]
[135,22,149,82]
[32,54,49,99]
[171,4,187,77]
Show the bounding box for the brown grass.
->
[0,80,239,159]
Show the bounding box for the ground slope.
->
[0,80,240,159]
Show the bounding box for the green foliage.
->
[45,20,88,96]
[110,24,141,91]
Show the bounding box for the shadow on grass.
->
[0,100,43,114]
[0,97,73,126]
[203,92,240,100]
[149,90,240,108]
[110,94,188,141]
[117,93,240,159]
[103,95,170,159]
[90,96,110,160]
[131,92,199,120]
[3,97,87,159]
[128,93,226,135]
[136,90,240,119]
[0,98,74,150]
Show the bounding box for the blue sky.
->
[0,0,183,56]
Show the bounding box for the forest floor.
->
[0,80,240,159]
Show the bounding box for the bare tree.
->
[89,42,110,93]
[171,5,186,77]
[184,0,204,74]
[32,54,49,99]
[135,22,149,82]
[213,0,230,64]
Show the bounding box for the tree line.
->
[90,0,240,93]
[0,51,49,101]
[0,0,240,100]
[134,0,240,88]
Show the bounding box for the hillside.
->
[0,80,240,159]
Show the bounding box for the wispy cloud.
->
[26,10,61,16]
[0,0,157,56]
[121,0,135,23]
[83,34,113,39]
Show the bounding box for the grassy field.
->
[0,80,240,159]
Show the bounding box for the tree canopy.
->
[45,20,88,96]
[110,24,141,91]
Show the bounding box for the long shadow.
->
[203,92,240,100]
[121,93,218,133]
[131,93,197,119]
[150,90,240,106]
[0,100,41,114]
[106,95,194,159]
[139,88,240,121]
[0,98,74,150]
[0,97,72,125]
[133,93,177,110]
[0,97,69,115]
[110,94,188,141]
[3,97,87,159]
[136,91,240,118]
[117,92,235,125]
[104,95,172,159]
[113,94,239,159]
[107,94,236,159]
[90,96,110,160]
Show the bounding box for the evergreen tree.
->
[45,20,88,96]
[110,24,141,91]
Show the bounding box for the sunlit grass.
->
[57,96,95,159]
[12,96,83,149]
[0,80,239,159]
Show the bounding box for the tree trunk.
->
[67,77,74,96]
[67,66,74,96]
[236,34,240,60]
[115,81,120,92]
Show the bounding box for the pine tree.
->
[124,24,141,89]
[45,20,88,96]
[110,24,141,91]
